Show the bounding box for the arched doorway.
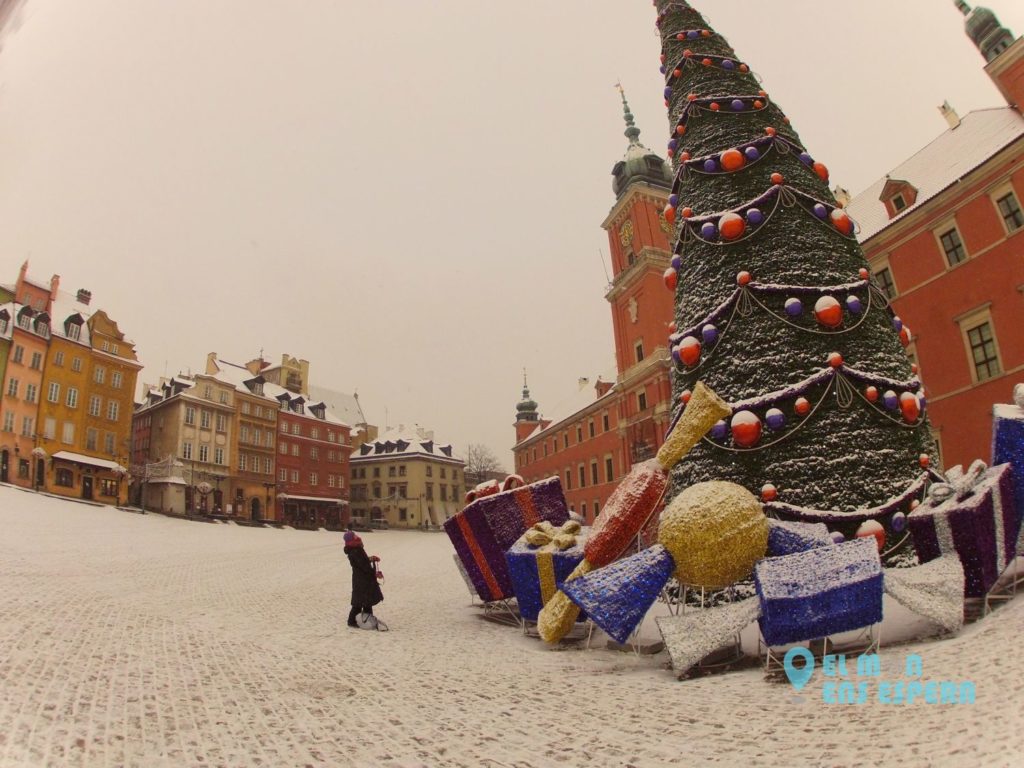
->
[250,496,262,521]
[0,449,8,483]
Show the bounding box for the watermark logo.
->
[783,648,974,705]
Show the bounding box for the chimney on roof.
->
[50,274,60,304]
[833,186,851,208]
[939,101,961,129]
[76,288,92,305]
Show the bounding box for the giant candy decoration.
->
[537,381,731,642]
[560,480,767,646]
[755,537,883,647]
[907,460,1018,598]
[444,476,569,602]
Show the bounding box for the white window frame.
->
[990,182,1024,235]
[955,304,1004,384]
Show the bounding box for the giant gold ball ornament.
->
[658,481,768,588]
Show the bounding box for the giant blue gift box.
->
[505,526,588,622]
[755,537,882,646]
[993,400,1024,545]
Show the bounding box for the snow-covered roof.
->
[209,358,351,428]
[518,366,618,442]
[848,107,1024,242]
[47,290,94,347]
[352,424,462,463]
[306,385,365,429]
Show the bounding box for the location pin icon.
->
[783,647,815,691]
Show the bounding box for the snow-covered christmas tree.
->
[656,1,937,550]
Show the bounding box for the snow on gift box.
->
[505,521,588,622]
[444,476,569,603]
[907,460,1019,598]
[992,383,1024,540]
[755,537,883,647]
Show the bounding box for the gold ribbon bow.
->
[524,520,581,551]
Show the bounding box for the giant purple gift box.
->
[444,476,569,602]
[992,399,1024,544]
[908,462,1017,598]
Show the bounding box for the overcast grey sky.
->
[1,1,1022,468]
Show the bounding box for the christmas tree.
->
[655,1,936,550]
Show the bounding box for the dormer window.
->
[879,177,918,220]
[17,307,33,329]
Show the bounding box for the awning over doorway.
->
[52,451,127,473]
[280,494,345,504]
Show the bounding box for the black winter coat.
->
[346,544,384,607]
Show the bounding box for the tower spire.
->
[515,369,539,423]
[616,82,642,146]
[954,0,971,16]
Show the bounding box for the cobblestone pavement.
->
[1,485,1022,767]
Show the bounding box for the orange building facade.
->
[513,91,676,523]
[847,6,1024,469]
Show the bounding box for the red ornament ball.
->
[676,124,687,135]
[865,386,879,403]
[813,162,829,181]
[730,410,763,448]
[919,454,930,468]
[681,206,693,218]
[856,520,886,552]
[673,68,682,78]
[827,352,843,368]
[680,152,691,162]
[771,172,784,185]
[701,29,711,37]
[765,127,777,137]
[720,148,745,172]
[736,270,752,286]
[830,209,853,235]
[660,54,666,64]
[761,483,778,502]
[664,267,678,291]
[687,92,698,102]
[710,102,721,111]
[899,326,912,347]
[719,212,746,240]
[753,99,764,109]
[668,320,677,333]
[739,63,749,73]
[814,295,843,328]
[858,267,869,279]
[663,205,676,224]
[900,392,921,422]
[702,58,712,67]
[678,336,701,366]
[911,363,919,374]
[680,389,692,404]
[683,49,693,58]
[676,32,685,41]
[794,397,811,416]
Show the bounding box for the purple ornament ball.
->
[799,152,812,165]
[710,420,728,440]
[830,531,846,544]
[731,99,745,111]
[722,59,735,70]
[813,203,828,219]
[765,407,786,430]
[704,159,718,173]
[687,30,699,39]
[891,511,907,533]
[746,208,764,225]
[660,66,666,75]
[883,390,898,410]
[845,295,863,314]
[668,139,678,151]
[892,316,904,332]
[664,87,673,99]
[784,297,803,316]
[700,222,718,240]
[701,324,719,344]
[671,254,682,271]
[669,193,679,207]
[744,146,760,161]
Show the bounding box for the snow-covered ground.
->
[0,484,1022,767]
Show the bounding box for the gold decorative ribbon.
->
[524,520,581,550]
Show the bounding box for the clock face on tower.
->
[619,219,635,249]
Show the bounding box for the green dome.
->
[611,87,672,198]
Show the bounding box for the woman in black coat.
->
[344,532,383,627]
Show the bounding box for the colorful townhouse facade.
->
[349,424,464,528]
[512,89,676,522]
[846,2,1024,469]
[0,263,139,503]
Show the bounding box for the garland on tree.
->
[654,0,937,549]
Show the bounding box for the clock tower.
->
[601,86,675,464]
